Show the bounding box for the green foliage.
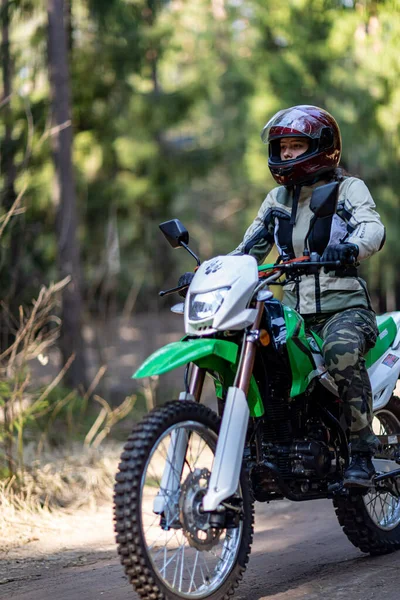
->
[2,0,400,490]
[0,381,11,408]
[1,0,400,315]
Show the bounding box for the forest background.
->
[1,0,400,500]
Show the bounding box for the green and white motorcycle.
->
[114,183,400,600]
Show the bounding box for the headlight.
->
[188,287,230,322]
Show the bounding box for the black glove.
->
[177,272,195,298]
[322,243,359,272]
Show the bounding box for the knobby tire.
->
[334,395,400,555]
[113,401,254,600]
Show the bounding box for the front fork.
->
[152,365,206,516]
[203,301,264,510]
[153,302,264,515]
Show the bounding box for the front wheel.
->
[114,401,254,600]
[333,395,400,555]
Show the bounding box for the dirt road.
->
[1,498,400,600]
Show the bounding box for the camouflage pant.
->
[305,308,380,453]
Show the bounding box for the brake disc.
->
[179,468,222,551]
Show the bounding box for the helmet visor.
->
[261,107,329,143]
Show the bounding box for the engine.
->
[250,381,333,502]
[249,298,335,502]
[265,440,332,477]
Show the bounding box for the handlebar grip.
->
[320,259,345,268]
[329,258,355,267]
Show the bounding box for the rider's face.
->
[280,137,310,161]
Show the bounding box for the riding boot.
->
[343,453,376,488]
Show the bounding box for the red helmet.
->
[261,105,341,186]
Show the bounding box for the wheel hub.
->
[179,468,222,551]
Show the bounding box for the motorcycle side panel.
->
[283,306,317,397]
[132,338,264,417]
[367,312,400,410]
[301,313,399,370]
[365,314,397,368]
[308,312,400,411]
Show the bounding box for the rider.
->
[179,105,386,488]
[235,105,386,488]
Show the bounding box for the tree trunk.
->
[0,0,24,349]
[1,0,16,207]
[47,0,86,389]
[64,0,73,52]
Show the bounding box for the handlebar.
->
[279,259,342,270]
[258,255,355,278]
[160,256,355,297]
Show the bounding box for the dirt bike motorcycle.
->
[114,183,400,600]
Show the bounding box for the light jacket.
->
[230,177,385,315]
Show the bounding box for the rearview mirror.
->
[159,219,189,248]
[310,182,339,218]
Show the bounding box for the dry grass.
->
[0,442,122,551]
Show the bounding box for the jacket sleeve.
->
[228,192,276,265]
[344,178,385,261]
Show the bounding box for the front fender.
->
[133,338,264,417]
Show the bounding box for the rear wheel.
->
[333,396,400,555]
[114,401,254,600]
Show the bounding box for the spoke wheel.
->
[114,401,254,600]
[333,395,400,555]
[364,404,400,531]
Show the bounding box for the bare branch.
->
[91,395,136,448]
[82,364,107,403]
[31,353,75,411]
[0,278,70,368]
[0,183,27,239]
[0,93,12,110]
[38,120,71,146]
[84,407,108,447]
[84,394,136,449]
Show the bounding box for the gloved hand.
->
[322,243,359,272]
[177,272,195,297]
